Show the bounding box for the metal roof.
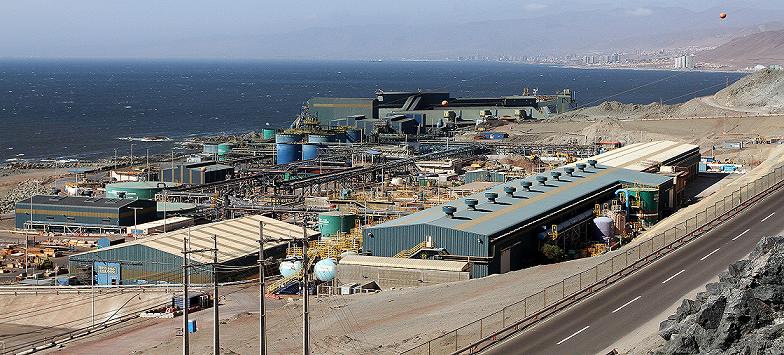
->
[73,215,318,264]
[19,195,141,208]
[368,165,671,238]
[339,255,470,272]
[106,181,181,189]
[577,141,699,172]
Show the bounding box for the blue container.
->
[188,320,197,333]
[302,144,319,160]
[275,133,303,144]
[307,134,335,144]
[276,143,302,165]
[97,237,111,249]
[345,129,362,143]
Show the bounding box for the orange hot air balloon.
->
[720,12,727,19]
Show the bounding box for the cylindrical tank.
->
[275,133,303,144]
[308,134,335,144]
[318,212,358,237]
[301,144,319,160]
[593,216,614,241]
[276,143,302,165]
[628,188,658,211]
[203,143,218,155]
[390,177,404,186]
[345,129,362,143]
[278,259,303,278]
[262,128,276,140]
[314,258,337,282]
[217,143,232,156]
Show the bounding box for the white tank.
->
[390,177,404,186]
[593,217,614,241]
[278,259,303,278]
[313,258,337,282]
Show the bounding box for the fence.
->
[404,165,784,355]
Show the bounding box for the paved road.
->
[486,186,784,355]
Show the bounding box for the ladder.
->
[394,240,429,258]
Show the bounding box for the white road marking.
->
[556,325,590,345]
[761,212,776,222]
[700,248,721,261]
[611,296,642,314]
[732,229,750,241]
[662,269,686,284]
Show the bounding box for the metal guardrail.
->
[403,165,784,355]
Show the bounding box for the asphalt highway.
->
[486,186,784,355]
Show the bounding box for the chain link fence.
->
[404,166,784,355]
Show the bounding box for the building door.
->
[500,248,511,273]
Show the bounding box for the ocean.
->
[0,59,744,161]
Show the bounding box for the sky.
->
[0,0,781,59]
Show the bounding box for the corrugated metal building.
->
[160,162,233,185]
[336,255,471,289]
[15,195,156,233]
[68,215,318,285]
[363,164,673,278]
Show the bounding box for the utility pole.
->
[146,148,150,181]
[91,261,95,327]
[129,207,143,240]
[130,143,135,166]
[302,224,310,355]
[213,235,220,355]
[182,236,189,355]
[259,221,267,355]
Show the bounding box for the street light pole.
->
[258,221,266,355]
[130,143,135,166]
[302,224,309,355]
[213,235,220,355]
[182,235,189,355]
[129,207,143,240]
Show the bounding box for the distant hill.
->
[700,30,784,68]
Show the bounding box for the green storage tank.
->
[217,143,233,156]
[628,188,658,212]
[262,129,276,140]
[318,212,358,237]
[105,181,180,200]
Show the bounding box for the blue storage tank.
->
[275,133,304,144]
[276,143,302,165]
[345,129,362,143]
[314,258,337,282]
[308,134,335,144]
[302,144,319,160]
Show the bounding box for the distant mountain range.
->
[129,5,784,59]
[700,30,784,68]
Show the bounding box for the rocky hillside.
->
[701,29,784,69]
[657,236,784,354]
[712,68,784,114]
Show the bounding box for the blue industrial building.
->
[363,162,673,278]
[15,195,157,234]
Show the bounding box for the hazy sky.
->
[0,0,780,58]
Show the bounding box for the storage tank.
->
[217,143,232,156]
[308,134,335,144]
[279,259,303,278]
[301,144,319,160]
[276,143,302,165]
[592,216,614,241]
[203,143,218,155]
[314,258,337,282]
[628,187,659,224]
[345,129,362,143]
[318,212,358,237]
[275,133,304,144]
[262,128,276,140]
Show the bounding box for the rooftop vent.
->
[564,167,575,176]
[536,176,548,185]
[485,192,499,203]
[521,181,533,191]
[576,163,587,172]
[465,198,479,210]
[442,205,457,219]
[503,186,516,197]
[588,159,598,168]
[550,171,562,181]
